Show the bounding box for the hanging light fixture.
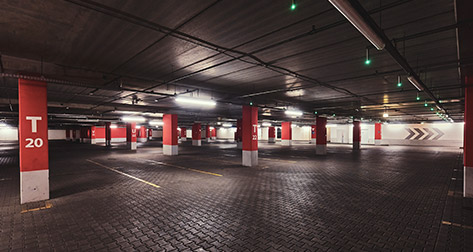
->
[175,96,216,107]
[397,75,402,87]
[365,47,371,65]
[291,0,296,10]
[407,75,424,91]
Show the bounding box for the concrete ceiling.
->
[0,0,465,127]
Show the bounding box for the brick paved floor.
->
[0,140,472,251]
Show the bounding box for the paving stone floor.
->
[0,140,472,251]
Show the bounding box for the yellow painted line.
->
[86,159,161,188]
[21,201,52,214]
[146,159,223,177]
[442,221,473,230]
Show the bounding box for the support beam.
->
[180,127,187,141]
[192,123,201,146]
[311,125,317,144]
[316,117,327,155]
[18,79,49,204]
[281,122,292,146]
[236,119,242,149]
[242,106,258,167]
[205,125,211,142]
[163,114,178,155]
[126,122,137,150]
[353,121,361,150]
[148,128,153,140]
[138,126,147,142]
[66,129,71,141]
[90,126,97,144]
[105,122,111,147]
[465,76,473,197]
[268,126,275,143]
[375,123,382,145]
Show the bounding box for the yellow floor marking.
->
[21,201,53,214]
[442,221,473,230]
[146,159,223,177]
[87,159,161,188]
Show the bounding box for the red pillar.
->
[236,119,242,149]
[281,122,292,146]
[105,122,111,146]
[375,123,382,145]
[311,125,317,144]
[268,126,275,143]
[242,106,258,166]
[353,121,361,150]
[211,127,217,139]
[316,117,327,155]
[148,128,153,140]
[72,128,77,142]
[180,127,187,141]
[90,126,97,144]
[192,123,201,146]
[18,79,49,204]
[163,114,178,155]
[205,125,211,142]
[126,122,137,150]
[138,126,147,142]
[465,75,473,197]
[66,129,71,141]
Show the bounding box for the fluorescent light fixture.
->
[143,112,164,118]
[328,0,385,50]
[407,76,424,91]
[285,110,303,116]
[383,113,389,118]
[149,120,164,126]
[122,116,146,122]
[110,124,118,129]
[326,124,337,128]
[175,97,216,107]
[262,122,272,127]
[135,126,141,129]
[222,123,232,127]
[77,119,99,123]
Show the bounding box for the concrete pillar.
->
[180,127,187,141]
[242,106,258,166]
[18,79,49,204]
[211,127,217,140]
[205,125,211,142]
[90,126,97,144]
[375,123,382,145]
[311,125,317,144]
[126,122,137,150]
[72,128,77,142]
[66,129,71,141]
[268,126,275,143]
[465,75,473,197]
[163,114,178,155]
[105,122,111,147]
[236,119,242,149]
[353,121,361,150]
[192,123,201,146]
[316,117,327,155]
[281,122,292,146]
[138,126,147,142]
[148,128,153,140]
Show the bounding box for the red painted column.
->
[18,79,49,204]
[465,75,473,197]
[180,127,187,141]
[72,128,77,142]
[105,122,111,146]
[205,125,211,142]
[90,126,97,144]
[192,123,201,146]
[375,123,382,145]
[148,128,153,140]
[353,121,361,150]
[138,126,147,142]
[126,122,137,150]
[311,125,317,144]
[281,122,292,146]
[211,127,217,140]
[163,114,178,155]
[316,116,327,155]
[66,129,71,141]
[236,119,243,149]
[242,106,258,166]
[268,126,275,143]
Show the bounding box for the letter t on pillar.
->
[163,114,178,155]
[19,79,49,204]
[242,105,258,167]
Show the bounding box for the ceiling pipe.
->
[327,0,450,116]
